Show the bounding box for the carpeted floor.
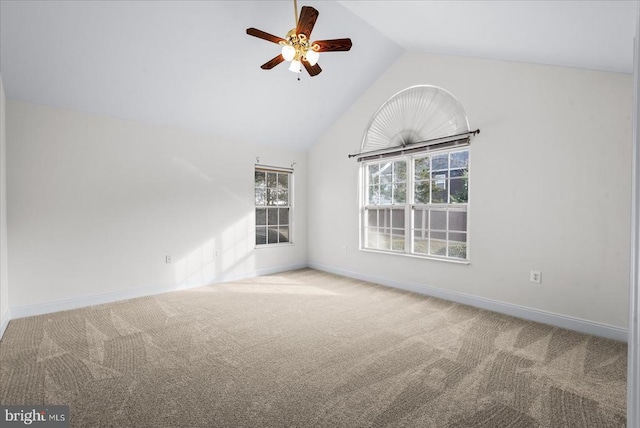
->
[0,268,627,427]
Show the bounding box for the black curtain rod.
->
[348,129,480,159]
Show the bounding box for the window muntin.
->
[362,148,469,261]
[255,169,291,246]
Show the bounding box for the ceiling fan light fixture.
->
[246,3,352,77]
[288,59,302,73]
[281,44,296,61]
[305,49,319,66]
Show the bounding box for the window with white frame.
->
[362,147,469,260]
[255,168,292,246]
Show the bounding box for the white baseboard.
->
[9,263,307,321]
[5,261,627,343]
[0,308,10,340]
[309,262,628,343]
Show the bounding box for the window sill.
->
[359,248,470,265]
[255,243,295,249]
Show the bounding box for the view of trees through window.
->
[363,148,469,260]
[255,169,291,245]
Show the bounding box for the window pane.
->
[267,172,277,188]
[279,208,289,225]
[394,160,407,182]
[448,242,467,259]
[367,209,378,227]
[380,185,392,204]
[256,208,266,226]
[393,183,406,204]
[414,237,428,254]
[391,230,405,251]
[431,230,446,240]
[431,210,447,230]
[382,209,391,228]
[268,208,278,225]
[432,154,448,171]
[414,157,430,180]
[278,173,289,190]
[366,229,378,249]
[432,184,447,203]
[368,164,380,185]
[267,189,276,206]
[449,211,467,231]
[450,169,467,178]
[392,209,405,228]
[450,178,468,203]
[369,185,380,205]
[377,231,390,251]
[430,238,447,256]
[256,227,267,245]
[279,226,289,243]
[255,189,266,206]
[268,227,279,244]
[414,181,430,204]
[449,232,467,243]
[413,208,424,229]
[380,162,393,184]
[450,151,469,169]
[255,171,266,188]
[279,190,289,206]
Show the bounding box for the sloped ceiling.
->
[0,1,636,151]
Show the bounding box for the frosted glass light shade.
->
[306,49,319,66]
[288,59,301,73]
[281,45,296,61]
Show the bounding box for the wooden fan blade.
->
[314,38,352,52]
[303,60,322,77]
[246,28,286,44]
[261,55,285,70]
[296,6,319,39]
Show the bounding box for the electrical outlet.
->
[165,255,172,264]
[341,246,347,254]
[529,270,541,284]
[213,250,220,257]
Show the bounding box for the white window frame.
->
[255,167,293,247]
[360,146,470,263]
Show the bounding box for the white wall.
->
[6,101,307,313]
[0,76,9,336]
[309,52,633,330]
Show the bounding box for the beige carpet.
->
[0,268,627,427]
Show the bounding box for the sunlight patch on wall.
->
[174,212,255,289]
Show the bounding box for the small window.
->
[255,168,292,246]
[362,147,469,261]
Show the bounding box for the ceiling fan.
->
[246,0,352,77]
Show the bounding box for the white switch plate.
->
[530,270,541,284]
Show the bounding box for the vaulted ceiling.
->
[0,1,636,151]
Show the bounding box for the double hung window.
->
[255,168,292,246]
[362,147,469,261]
